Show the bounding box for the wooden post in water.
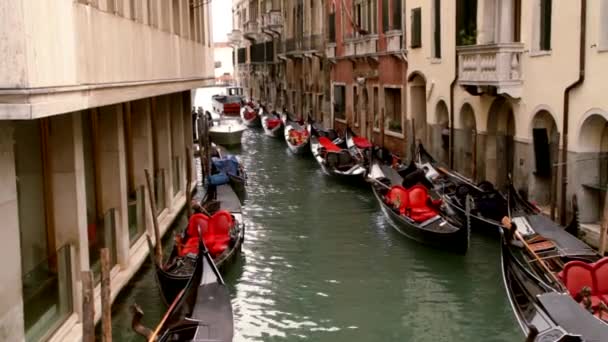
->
[144,169,163,265]
[185,146,193,218]
[81,271,95,342]
[599,189,608,255]
[101,248,112,342]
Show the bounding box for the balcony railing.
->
[457,43,524,98]
[262,10,283,29]
[244,20,259,38]
[386,31,404,53]
[326,43,336,59]
[227,29,242,45]
[344,39,355,56]
[354,36,378,55]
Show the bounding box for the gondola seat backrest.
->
[318,136,342,152]
[562,261,595,298]
[407,185,438,223]
[595,258,608,298]
[187,213,210,238]
[208,211,233,256]
[266,118,282,129]
[353,136,372,149]
[386,186,409,215]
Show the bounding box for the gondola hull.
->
[262,116,284,137]
[309,136,367,179]
[372,185,469,254]
[283,118,310,155]
[240,107,261,128]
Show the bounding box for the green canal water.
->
[109,128,520,341]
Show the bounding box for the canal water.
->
[108,88,520,341]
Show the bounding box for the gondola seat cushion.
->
[407,185,438,223]
[561,260,604,307]
[385,186,410,215]
[266,118,282,129]
[243,109,257,120]
[318,137,342,152]
[208,211,233,256]
[353,136,372,149]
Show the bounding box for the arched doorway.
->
[486,98,515,190]
[577,114,608,223]
[435,101,449,164]
[529,110,558,206]
[409,74,427,147]
[457,103,476,178]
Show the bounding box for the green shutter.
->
[411,8,421,48]
[540,0,552,50]
[382,0,389,32]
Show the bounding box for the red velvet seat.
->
[353,136,372,149]
[289,129,309,144]
[594,258,608,306]
[562,260,602,308]
[243,109,257,120]
[385,186,409,215]
[208,211,233,257]
[407,185,438,223]
[179,214,210,256]
[266,118,282,129]
[318,136,342,152]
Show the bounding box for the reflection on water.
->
[110,87,520,341]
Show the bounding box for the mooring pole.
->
[185,146,193,218]
[144,169,163,265]
[101,248,112,342]
[81,270,95,342]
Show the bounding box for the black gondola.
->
[345,126,374,167]
[368,162,470,254]
[492,186,608,341]
[412,144,508,233]
[281,112,310,155]
[211,144,247,196]
[308,123,367,178]
[134,238,234,342]
[151,184,245,306]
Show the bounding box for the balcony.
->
[354,36,378,55]
[326,43,336,59]
[262,10,283,30]
[457,43,524,98]
[344,39,355,56]
[386,31,404,53]
[227,29,242,45]
[243,20,259,40]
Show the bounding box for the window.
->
[411,8,422,48]
[373,87,379,129]
[382,0,389,32]
[329,12,336,42]
[456,0,477,46]
[539,0,552,51]
[333,84,346,120]
[384,87,402,133]
[172,0,180,34]
[392,0,402,30]
[433,0,441,58]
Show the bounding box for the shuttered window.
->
[237,48,246,64]
[539,0,552,51]
[392,0,402,30]
[264,41,274,62]
[382,0,389,32]
[433,0,441,58]
[411,8,422,48]
[329,13,336,42]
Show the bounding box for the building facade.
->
[231,0,331,123]
[0,1,214,341]
[328,0,409,154]
[404,0,608,248]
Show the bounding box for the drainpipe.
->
[449,47,458,169]
[560,0,586,225]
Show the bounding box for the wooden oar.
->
[513,230,564,289]
[148,288,186,342]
